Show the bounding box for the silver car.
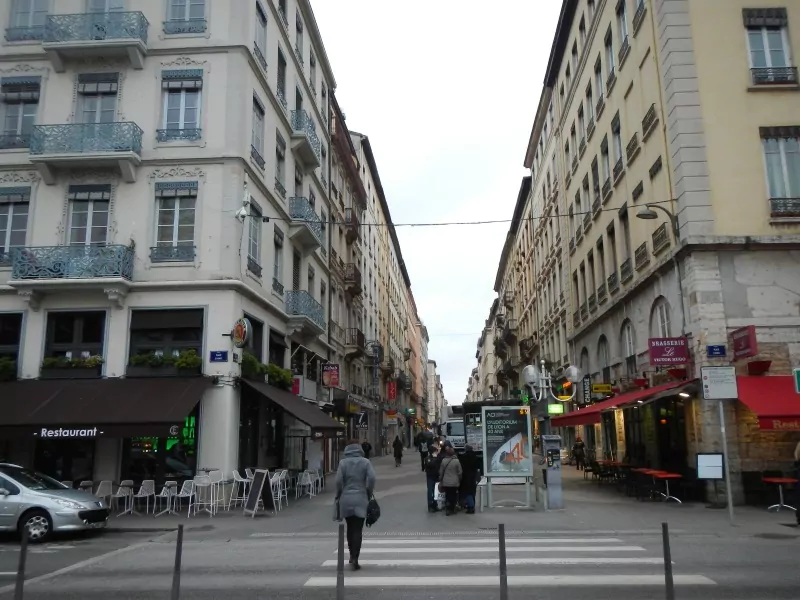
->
[0,463,109,543]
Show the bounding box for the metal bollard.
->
[662,522,675,600]
[14,528,28,600]
[171,524,184,600]
[498,523,508,600]
[336,522,345,600]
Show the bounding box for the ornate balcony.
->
[345,327,366,358]
[285,290,325,339]
[149,245,195,263]
[588,293,597,312]
[592,195,601,218]
[580,302,589,321]
[573,310,581,328]
[42,12,148,72]
[288,196,323,252]
[29,122,143,184]
[290,110,321,168]
[770,197,800,218]
[503,289,514,307]
[642,104,658,140]
[344,208,360,244]
[493,334,508,358]
[344,263,362,297]
[502,317,518,343]
[9,244,135,309]
[751,67,798,86]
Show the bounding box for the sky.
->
[313,1,563,404]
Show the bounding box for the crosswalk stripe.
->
[304,574,717,587]
[336,545,645,554]
[360,537,623,544]
[0,573,16,577]
[322,557,667,567]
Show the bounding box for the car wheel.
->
[19,509,52,544]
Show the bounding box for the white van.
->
[443,419,466,452]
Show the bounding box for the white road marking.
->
[305,574,717,587]
[0,573,16,577]
[360,537,623,544]
[335,545,645,554]
[322,557,667,567]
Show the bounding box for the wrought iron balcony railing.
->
[607,271,619,294]
[620,258,633,283]
[288,196,323,246]
[285,290,325,330]
[344,208,360,243]
[44,11,148,44]
[588,293,597,312]
[150,245,195,263]
[580,302,589,320]
[272,277,284,296]
[346,328,366,349]
[626,133,640,162]
[613,158,624,181]
[642,103,658,138]
[30,122,143,156]
[770,197,800,218]
[652,223,671,254]
[11,245,134,281]
[344,263,362,292]
[633,0,647,34]
[634,242,650,270]
[290,109,322,163]
[5,26,45,42]
[602,177,612,199]
[157,128,202,143]
[751,66,798,86]
[0,134,29,150]
[597,282,608,304]
[163,19,207,35]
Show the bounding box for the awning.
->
[736,375,800,430]
[0,377,210,439]
[550,379,693,428]
[242,379,345,437]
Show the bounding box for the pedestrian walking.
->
[438,445,462,516]
[361,439,372,459]
[335,440,376,571]
[393,436,404,467]
[417,427,434,471]
[459,445,480,514]
[425,446,443,512]
[572,436,586,471]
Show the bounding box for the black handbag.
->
[365,494,381,527]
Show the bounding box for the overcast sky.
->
[313,1,563,404]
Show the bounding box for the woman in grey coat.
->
[336,440,376,570]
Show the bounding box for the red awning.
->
[550,379,693,428]
[736,375,800,430]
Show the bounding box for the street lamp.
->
[636,204,679,238]
[523,360,582,404]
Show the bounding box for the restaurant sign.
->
[730,325,758,360]
[37,427,99,438]
[648,337,689,365]
[759,418,800,431]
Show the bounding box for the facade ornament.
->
[104,288,128,309]
[0,171,40,183]
[149,166,207,181]
[161,56,205,67]
[68,169,119,183]
[17,290,40,311]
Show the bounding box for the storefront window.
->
[0,313,22,359]
[122,414,198,481]
[46,311,105,358]
[34,439,95,482]
[129,309,203,359]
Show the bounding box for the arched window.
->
[650,296,672,338]
[620,320,636,377]
[579,347,590,376]
[597,335,610,383]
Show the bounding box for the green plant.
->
[174,349,202,370]
[129,352,176,367]
[240,351,267,379]
[266,363,293,390]
[41,355,104,369]
[0,356,16,382]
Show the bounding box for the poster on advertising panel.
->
[322,363,340,387]
[481,406,533,477]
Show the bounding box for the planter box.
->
[126,365,201,378]
[39,367,102,380]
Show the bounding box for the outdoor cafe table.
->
[762,476,798,512]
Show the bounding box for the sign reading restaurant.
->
[648,336,689,365]
[37,427,100,438]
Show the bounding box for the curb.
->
[106,527,179,533]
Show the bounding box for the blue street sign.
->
[706,345,726,358]
[209,350,229,363]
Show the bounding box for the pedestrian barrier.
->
[13,528,26,600]
[171,524,184,600]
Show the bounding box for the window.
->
[566,65,572,91]
[605,30,615,79]
[275,133,286,196]
[591,157,600,194]
[612,113,623,163]
[273,227,284,291]
[321,145,328,182]
[601,138,610,183]
[88,0,125,11]
[67,185,110,246]
[0,186,29,262]
[1,76,40,149]
[597,238,606,281]
[295,10,304,64]
[585,84,594,120]
[746,8,794,84]
[310,52,317,91]
[621,320,635,357]
[568,206,575,239]
[159,70,202,141]
[564,141,571,167]
[46,311,106,360]
[762,131,800,199]
[588,0,596,19]
[251,97,265,166]
[651,298,672,337]
[7,0,47,41]
[307,266,315,296]
[321,85,328,122]
[579,17,586,48]
[276,50,288,107]
[248,202,262,270]
[78,73,118,124]
[128,309,203,360]
[294,166,303,198]
[578,108,586,141]
[254,1,267,70]
[582,176,591,208]
[594,59,603,98]
[570,125,577,161]
[620,208,632,259]
[617,0,629,43]
[165,0,206,34]
[320,209,327,246]
[154,182,196,255]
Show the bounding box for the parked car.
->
[0,463,109,543]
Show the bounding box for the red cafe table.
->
[762,477,798,512]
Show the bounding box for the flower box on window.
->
[40,355,103,380]
[126,350,202,378]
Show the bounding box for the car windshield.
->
[0,466,68,491]
[447,421,465,436]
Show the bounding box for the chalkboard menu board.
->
[243,469,275,517]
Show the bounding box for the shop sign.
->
[232,318,251,348]
[481,406,533,477]
[759,417,800,431]
[581,375,591,403]
[648,337,688,365]
[387,381,397,400]
[37,427,99,438]
[592,383,613,394]
[730,325,758,360]
[322,363,340,387]
[355,412,369,430]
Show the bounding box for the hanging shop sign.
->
[481,406,533,478]
[355,412,369,430]
[387,381,397,401]
[232,317,252,348]
[592,383,613,394]
[648,337,689,365]
[730,325,758,360]
[322,363,340,387]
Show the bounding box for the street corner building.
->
[471,0,800,505]
[0,0,434,484]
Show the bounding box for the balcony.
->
[285,290,325,339]
[620,258,633,283]
[633,0,647,35]
[634,242,650,270]
[345,327,366,358]
[290,110,321,168]
[602,177,612,200]
[42,12,148,73]
[288,197,323,252]
[607,271,620,294]
[344,208,360,244]
[592,196,601,218]
[642,104,658,140]
[583,212,591,230]
[329,321,345,345]
[770,197,800,218]
[502,317,518,343]
[149,245,195,263]
[520,336,536,358]
[9,245,134,309]
[626,133,640,164]
[588,293,597,312]
[587,118,596,140]
[618,36,630,67]
[30,122,143,185]
[613,158,624,182]
[652,223,671,255]
[380,357,395,374]
[344,263,362,297]
[493,334,508,358]
[597,282,608,305]
[580,302,588,321]
[751,67,798,87]
[503,289,514,307]
[573,310,581,328]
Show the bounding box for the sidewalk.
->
[104,455,799,540]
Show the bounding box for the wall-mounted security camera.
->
[236,206,249,221]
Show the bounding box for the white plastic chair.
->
[191,475,214,517]
[227,470,250,510]
[295,471,315,498]
[111,480,134,516]
[175,480,195,516]
[245,468,255,480]
[94,480,113,504]
[155,481,179,516]
[277,470,289,506]
[133,480,156,514]
[207,469,225,511]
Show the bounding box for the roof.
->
[493,176,532,292]
[242,379,344,433]
[350,131,412,289]
[543,1,579,87]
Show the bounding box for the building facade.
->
[478,0,800,502]
[0,0,432,480]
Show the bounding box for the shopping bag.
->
[365,494,381,527]
[333,496,342,522]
